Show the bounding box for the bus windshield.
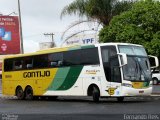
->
[118,45,147,56]
[118,45,151,81]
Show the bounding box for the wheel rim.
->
[16,88,24,100]
[25,87,33,100]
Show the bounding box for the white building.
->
[39,42,56,50]
[61,33,99,47]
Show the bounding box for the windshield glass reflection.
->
[118,45,151,81]
[122,56,151,81]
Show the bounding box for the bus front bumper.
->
[121,87,152,96]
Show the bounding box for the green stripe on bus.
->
[48,66,83,90]
[81,45,95,49]
[48,67,70,90]
[68,45,95,51]
[57,66,83,90]
[68,46,81,51]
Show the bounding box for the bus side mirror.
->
[148,55,159,69]
[118,53,127,67]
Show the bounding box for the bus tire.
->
[16,86,24,100]
[92,86,100,102]
[117,97,124,102]
[25,86,33,100]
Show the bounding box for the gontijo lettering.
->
[23,71,50,78]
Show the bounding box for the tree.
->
[61,0,135,26]
[99,0,160,59]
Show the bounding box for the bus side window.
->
[58,61,63,66]
[27,64,33,69]
[50,61,63,67]
[33,55,48,68]
[4,59,13,71]
[50,62,58,67]
[24,58,33,69]
[14,60,23,70]
[48,53,63,68]
[101,46,121,83]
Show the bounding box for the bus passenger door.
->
[109,55,122,97]
[101,46,122,96]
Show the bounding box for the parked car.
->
[152,69,160,85]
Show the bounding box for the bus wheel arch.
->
[87,84,100,102]
[25,85,33,100]
[15,86,25,100]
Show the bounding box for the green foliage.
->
[61,0,135,26]
[99,0,160,58]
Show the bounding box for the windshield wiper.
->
[133,57,141,81]
[135,57,149,81]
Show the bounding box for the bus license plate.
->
[139,91,144,93]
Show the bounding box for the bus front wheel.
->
[25,86,33,100]
[16,86,24,100]
[92,86,100,102]
[153,78,158,85]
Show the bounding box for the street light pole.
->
[18,0,24,54]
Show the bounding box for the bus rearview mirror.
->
[148,55,159,69]
[117,53,127,67]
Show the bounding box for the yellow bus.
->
[0,55,4,79]
[2,43,158,102]
[0,55,14,80]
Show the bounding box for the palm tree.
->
[61,0,135,26]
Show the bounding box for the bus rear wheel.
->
[16,86,24,100]
[92,87,100,102]
[25,86,33,100]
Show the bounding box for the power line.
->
[44,33,54,42]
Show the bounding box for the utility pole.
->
[18,0,24,54]
[44,33,56,47]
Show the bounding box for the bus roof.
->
[3,44,96,59]
[3,43,143,59]
[96,42,143,47]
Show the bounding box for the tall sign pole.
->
[18,0,24,54]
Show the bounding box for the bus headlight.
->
[122,83,132,88]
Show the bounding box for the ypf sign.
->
[82,38,94,44]
[64,34,98,46]
[0,16,20,54]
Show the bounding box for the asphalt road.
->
[0,96,160,120]
[0,80,160,120]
